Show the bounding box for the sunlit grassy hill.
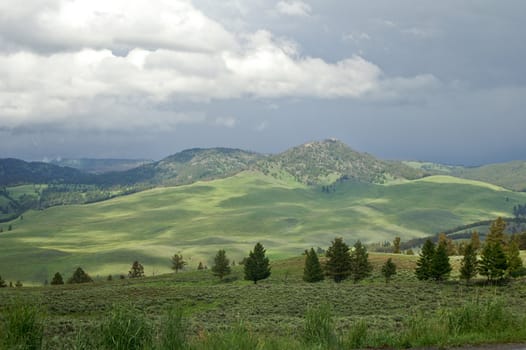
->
[1,171,524,283]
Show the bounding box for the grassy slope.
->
[0,172,525,283]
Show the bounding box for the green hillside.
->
[405,160,526,192]
[1,172,524,283]
[50,158,152,174]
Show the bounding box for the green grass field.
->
[0,171,525,283]
[0,254,525,349]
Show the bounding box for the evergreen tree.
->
[15,280,22,287]
[438,233,456,256]
[107,274,113,281]
[478,242,508,282]
[415,239,435,280]
[350,240,373,283]
[470,231,481,252]
[171,254,186,273]
[0,275,6,288]
[244,242,271,284]
[325,237,352,283]
[50,272,64,285]
[67,267,93,284]
[486,217,507,247]
[460,243,478,283]
[303,248,324,283]
[392,237,401,254]
[212,249,231,280]
[506,239,524,277]
[197,262,205,270]
[129,261,145,278]
[430,241,452,281]
[381,258,397,283]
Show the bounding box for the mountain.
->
[50,158,153,174]
[0,158,94,186]
[258,139,423,185]
[405,160,526,192]
[101,147,263,186]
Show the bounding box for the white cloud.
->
[0,0,438,131]
[214,116,237,128]
[275,1,311,17]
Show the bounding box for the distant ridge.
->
[50,158,153,174]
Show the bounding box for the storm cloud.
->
[0,0,525,164]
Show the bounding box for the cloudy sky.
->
[0,0,525,165]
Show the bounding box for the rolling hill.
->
[1,171,524,283]
[50,158,153,174]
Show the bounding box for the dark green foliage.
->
[0,301,44,350]
[392,236,401,254]
[244,242,271,284]
[325,237,352,283]
[303,248,324,283]
[67,267,93,284]
[460,243,478,283]
[198,262,205,270]
[350,240,373,283]
[302,303,337,347]
[506,239,523,277]
[479,242,508,282]
[128,260,144,278]
[171,253,187,273]
[99,304,152,350]
[0,274,6,288]
[107,274,113,281]
[381,258,397,283]
[15,280,23,287]
[415,239,435,281]
[430,241,452,281]
[8,224,12,231]
[212,249,231,280]
[486,217,507,246]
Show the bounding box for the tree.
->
[129,261,144,278]
[486,217,507,247]
[244,242,271,284]
[470,231,481,252]
[415,239,435,281]
[67,267,93,284]
[8,224,12,231]
[171,254,186,273]
[0,275,6,288]
[212,249,231,280]
[107,274,113,281]
[51,272,64,285]
[478,242,508,282]
[381,258,397,283]
[506,239,524,277]
[430,241,452,281]
[460,243,478,283]
[303,248,324,283]
[197,262,205,270]
[438,233,456,256]
[15,280,22,287]
[325,237,352,283]
[350,240,373,283]
[392,237,401,254]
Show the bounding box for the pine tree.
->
[430,241,452,281]
[244,242,271,284]
[381,258,397,283]
[303,248,324,283]
[325,237,352,283]
[350,240,373,283]
[470,231,481,252]
[415,239,435,281]
[51,272,64,285]
[15,280,22,287]
[478,242,508,282]
[0,275,6,288]
[438,233,456,256]
[506,239,524,277]
[128,261,144,278]
[67,267,93,284]
[171,254,186,273]
[212,249,231,280]
[392,237,401,254]
[197,262,205,270]
[460,243,478,283]
[486,217,507,247]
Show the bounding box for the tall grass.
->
[0,301,44,350]
[99,304,152,350]
[158,306,187,350]
[197,322,259,350]
[302,303,338,348]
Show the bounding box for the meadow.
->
[0,254,525,349]
[1,171,525,283]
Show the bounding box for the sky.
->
[0,0,525,165]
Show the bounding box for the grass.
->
[1,256,525,349]
[0,171,525,283]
